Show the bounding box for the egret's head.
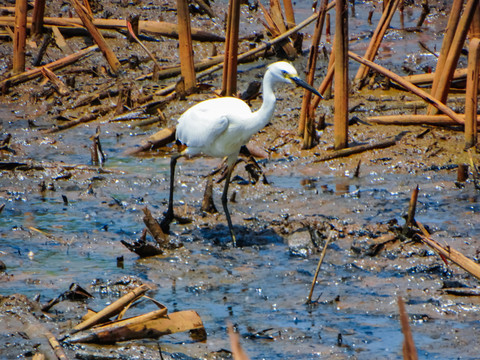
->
[268,61,322,98]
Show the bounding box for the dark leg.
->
[221,165,237,247]
[161,153,180,234]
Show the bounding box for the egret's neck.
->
[248,70,277,134]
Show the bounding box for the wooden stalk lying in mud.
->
[334,0,349,150]
[0,16,225,42]
[71,284,151,333]
[71,0,121,74]
[348,51,465,125]
[417,222,480,281]
[13,0,28,74]
[465,37,480,149]
[40,66,70,96]
[367,114,480,126]
[428,0,479,114]
[354,0,401,85]
[222,0,241,96]
[312,136,400,162]
[0,44,98,89]
[299,0,328,148]
[403,68,468,86]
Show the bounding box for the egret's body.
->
[163,61,321,246]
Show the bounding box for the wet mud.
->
[1,0,480,359]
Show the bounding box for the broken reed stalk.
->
[348,51,466,124]
[465,37,480,149]
[126,19,162,73]
[283,0,296,28]
[222,0,241,96]
[142,207,169,247]
[70,0,120,74]
[354,0,401,84]
[299,0,329,147]
[31,0,46,39]
[40,66,70,96]
[427,0,464,115]
[1,44,98,89]
[428,0,479,114]
[13,0,28,74]
[177,0,196,92]
[403,185,419,234]
[334,0,349,150]
[71,284,151,333]
[403,68,467,86]
[417,221,480,280]
[306,231,334,304]
[313,136,398,162]
[398,297,418,360]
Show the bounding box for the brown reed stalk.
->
[403,185,419,234]
[222,0,241,96]
[309,45,335,115]
[298,0,329,146]
[348,51,466,124]
[31,0,46,39]
[334,0,348,150]
[306,231,334,304]
[354,0,401,85]
[427,0,464,115]
[398,297,418,360]
[283,0,296,28]
[13,0,28,74]
[71,0,120,74]
[156,11,323,96]
[428,0,478,114]
[176,0,196,91]
[368,114,480,126]
[1,45,98,89]
[465,37,480,149]
[417,221,480,280]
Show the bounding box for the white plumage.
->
[162,61,321,246]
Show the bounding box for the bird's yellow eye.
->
[281,70,290,78]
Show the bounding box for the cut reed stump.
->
[31,0,46,39]
[222,0,241,96]
[177,0,196,92]
[334,0,349,150]
[465,4,480,149]
[13,0,28,74]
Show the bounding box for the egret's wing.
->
[176,104,230,148]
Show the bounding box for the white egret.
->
[162,61,321,246]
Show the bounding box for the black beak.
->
[291,76,323,99]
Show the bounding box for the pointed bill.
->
[291,76,323,98]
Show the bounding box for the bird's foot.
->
[160,210,174,234]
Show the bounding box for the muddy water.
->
[2,0,480,359]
